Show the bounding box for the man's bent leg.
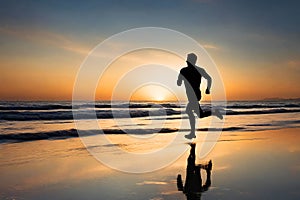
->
[201,105,212,118]
[196,104,223,120]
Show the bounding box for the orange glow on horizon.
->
[1,48,299,101]
[129,84,178,102]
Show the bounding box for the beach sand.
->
[1,128,300,200]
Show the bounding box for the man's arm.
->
[177,73,183,86]
[199,68,212,94]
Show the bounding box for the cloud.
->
[213,165,230,171]
[0,27,91,55]
[136,181,168,185]
[203,44,220,50]
[287,60,300,70]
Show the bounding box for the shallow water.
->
[1,128,299,200]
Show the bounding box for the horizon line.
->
[0,98,299,102]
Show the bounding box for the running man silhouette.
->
[177,53,223,139]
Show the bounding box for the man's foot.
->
[207,160,212,171]
[214,109,223,120]
[185,133,196,139]
[177,174,184,191]
[203,160,212,171]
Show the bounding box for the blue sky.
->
[0,0,299,100]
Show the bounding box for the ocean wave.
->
[0,126,245,143]
[226,108,300,115]
[0,128,178,142]
[0,102,181,111]
[0,109,182,121]
[0,129,79,141]
[1,101,299,110]
[0,104,73,110]
[1,108,300,121]
[0,101,300,121]
[227,103,300,109]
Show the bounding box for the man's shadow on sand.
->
[177,143,212,200]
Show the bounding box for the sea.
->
[0,100,300,143]
[1,100,300,200]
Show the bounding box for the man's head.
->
[186,53,197,66]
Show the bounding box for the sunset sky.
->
[0,0,299,101]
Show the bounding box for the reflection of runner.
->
[177,143,212,200]
[177,53,223,139]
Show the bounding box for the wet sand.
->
[1,128,300,200]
